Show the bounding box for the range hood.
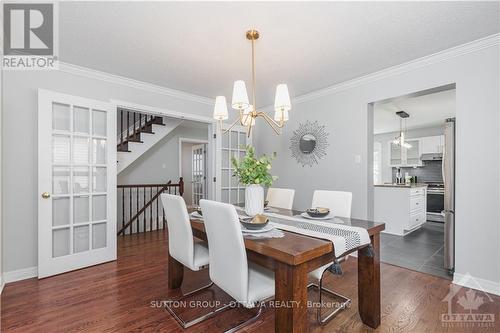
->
[420,153,443,161]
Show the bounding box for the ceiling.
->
[59,2,499,107]
[373,89,456,134]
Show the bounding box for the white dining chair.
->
[308,190,353,324]
[200,199,275,332]
[266,187,295,210]
[161,194,224,328]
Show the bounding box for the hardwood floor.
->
[2,230,498,332]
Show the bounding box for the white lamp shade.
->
[231,80,249,110]
[213,96,229,120]
[274,109,289,122]
[274,84,291,112]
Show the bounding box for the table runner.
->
[238,208,371,258]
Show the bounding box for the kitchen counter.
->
[374,183,428,188]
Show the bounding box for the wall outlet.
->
[355,155,362,164]
[162,164,166,169]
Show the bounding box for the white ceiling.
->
[373,89,456,134]
[59,2,499,106]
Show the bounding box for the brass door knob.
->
[41,192,51,199]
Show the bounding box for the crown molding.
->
[289,33,500,105]
[58,62,214,106]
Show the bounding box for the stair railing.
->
[117,177,184,235]
[118,109,162,152]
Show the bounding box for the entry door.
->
[219,125,251,204]
[191,144,207,206]
[38,89,116,278]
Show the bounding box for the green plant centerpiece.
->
[231,145,277,216]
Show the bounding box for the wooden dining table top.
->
[188,205,385,267]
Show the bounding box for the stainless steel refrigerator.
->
[443,118,455,272]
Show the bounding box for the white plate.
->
[241,223,275,233]
[300,212,335,220]
[190,212,203,219]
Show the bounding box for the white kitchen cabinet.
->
[389,139,421,167]
[374,185,427,236]
[420,135,444,154]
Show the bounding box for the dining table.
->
[167,205,385,333]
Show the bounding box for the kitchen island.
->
[374,184,427,235]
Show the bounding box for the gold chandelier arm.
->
[257,111,285,128]
[223,116,242,134]
[259,112,281,135]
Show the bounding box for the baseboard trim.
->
[453,272,500,297]
[4,266,38,284]
[0,274,4,294]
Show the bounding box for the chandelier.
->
[393,111,412,149]
[213,29,291,136]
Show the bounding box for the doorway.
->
[370,84,456,280]
[180,139,208,206]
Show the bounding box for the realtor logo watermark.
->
[2,2,58,70]
[441,273,496,329]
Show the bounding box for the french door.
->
[38,89,116,278]
[218,125,251,204]
[191,144,207,206]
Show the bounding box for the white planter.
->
[245,184,264,217]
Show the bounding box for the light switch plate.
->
[355,155,362,164]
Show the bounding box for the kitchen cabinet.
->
[420,135,444,154]
[389,139,421,167]
[374,185,427,236]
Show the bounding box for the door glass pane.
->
[239,189,245,203]
[222,133,229,149]
[52,103,70,131]
[73,167,89,194]
[53,197,70,226]
[239,132,246,148]
[53,166,70,194]
[73,137,89,165]
[222,169,229,187]
[92,110,107,136]
[73,106,89,134]
[239,151,245,161]
[231,131,238,149]
[74,196,89,223]
[92,139,106,164]
[53,228,70,257]
[92,223,107,249]
[92,195,106,221]
[53,135,70,164]
[231,172,239,187]
[222,150,229,168]
[221,189,229,203]
[230,189,238,204]
[74,225,90,253]
[93,167,107,192]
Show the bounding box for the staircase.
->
[117,109,182,173]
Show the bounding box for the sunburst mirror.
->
[290,121,329,167]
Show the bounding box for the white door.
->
[218,125,251,204]
[38,89,116,278]
[191,144,207,206]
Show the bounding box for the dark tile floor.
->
[380,222,453,280]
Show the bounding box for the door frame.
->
[111,99,218,200]
[178,138,209,204]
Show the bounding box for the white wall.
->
[118,124,208,186]
[254,41,500,291]
[2,67,212,275]
[374,125,444,184]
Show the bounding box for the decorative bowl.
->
[195,207,203,216]
[240,214,269,230]
[306,207,330,218]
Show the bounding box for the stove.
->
[425,183,445,222]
